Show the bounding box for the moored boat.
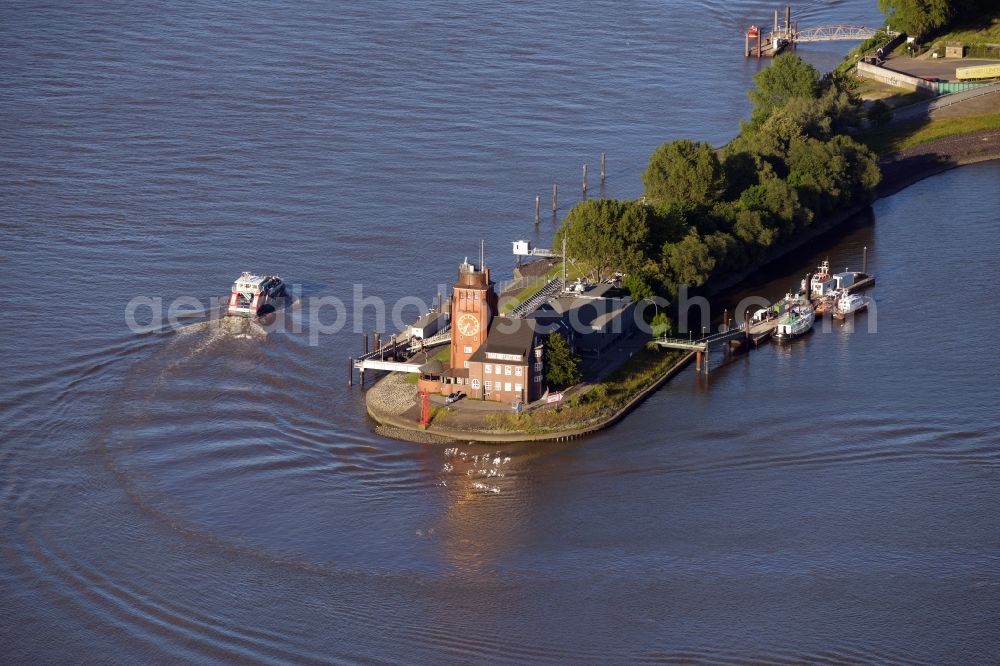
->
[834,291,869,319]
[227,272,287,317]
[774,303,815,342]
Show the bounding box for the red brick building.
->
[428,258,544,405]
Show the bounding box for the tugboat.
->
[774,298,815,343]
[809,260,837,300]
[226,272,287,317]
[834,291,870,320]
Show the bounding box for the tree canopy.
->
[642,139,725,206]
[747,55,822,127]
[553,199,650,281]
[544,333,582,390]
[547,54,880,311]
[878,0,952,36]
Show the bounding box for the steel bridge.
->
[792,25,886,42]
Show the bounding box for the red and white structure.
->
[227,272,287,317]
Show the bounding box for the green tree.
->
[747,55,822,126]
[878,0,952,36]
[660,230,716,291]
[544,333,582,390]
[642,139,726,206]
[622,271,655,303]
[651,311,673,338]
[867,99,891,128]
[554,199,650,281]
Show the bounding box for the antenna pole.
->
[562,236,567,285]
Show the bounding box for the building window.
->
[533,375,542,382]
[514,366,522,377]
[504,382,512,392]
[534,362,543,372]
[471,378,480,389]
[474,292,479,300]
[464,361,469,369]
[484,381,492,391]
[485,364,492,374]
[514,383,522,394]
[504,365,512,376]
[463,346,472,354]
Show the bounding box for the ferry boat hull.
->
[774,305,815,343]
[226,272,287,317]
[834,293,870,320]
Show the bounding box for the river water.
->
[3,0,999,663]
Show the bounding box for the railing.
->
[654,323,748,351]
[509,278,563,318]
[793,25,885,42]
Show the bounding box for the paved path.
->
[882,56,998,81]
[891,82,1000,123]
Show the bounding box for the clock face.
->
[457,313,480,337]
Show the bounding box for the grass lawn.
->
[856,80,931,108]
[483,345,687,434]
[861,112,1000,155]
[933,19,1000,47]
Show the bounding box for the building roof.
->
[419,359,444,375]
[528,288,631,328]
[589,300,635,331]
[468,316,536,363]
[413,310,447,329]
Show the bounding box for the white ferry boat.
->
[774,303,815,342]
[834,292,870,319]
[226,272,287,317]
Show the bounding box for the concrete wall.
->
[857,60,938,93]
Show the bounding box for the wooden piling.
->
[364,334,369,356]
[534,195,540,225]
[349,358,353,386]
[600,152,606,184]
[582,164,588,198]
[863,245,868,274]
[552,183,558,212]
[373,332,380,352]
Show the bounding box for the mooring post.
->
[364,333,369,356]
[745,32,750,57]
[863,245,868,274]
[373,332,380,353]
[600,152,606,185]
[552,183,558,212]
[582,164,588,198]
[534,195,540,225]
[349,359,353,386]
[696,351,702,372]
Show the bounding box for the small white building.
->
[408,311,448,339]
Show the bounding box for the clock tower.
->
[450,257,498,371]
